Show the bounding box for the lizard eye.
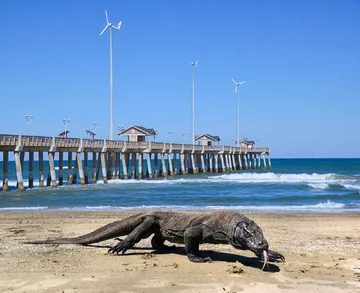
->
[244,230,251,238]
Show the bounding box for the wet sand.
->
[1,211,359,292]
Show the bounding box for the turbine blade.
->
[111,21,122,30]
[100,25,108,36]
[235,86,238,93]
[231,78,237,84]
[240,81,245,85]
[105,10,109,24]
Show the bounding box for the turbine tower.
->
[231,78,245,147]
[191,61,198,146]
[100,10,122,140]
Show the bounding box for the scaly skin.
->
[26,210,285,265]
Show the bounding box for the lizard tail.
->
[25,214,144,245]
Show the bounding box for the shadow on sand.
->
[85,243,281,272]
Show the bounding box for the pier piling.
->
[100,152,107,183]
[39,151,44,187]
[2,151,8,191]
[29,151,34,188]
[59,152,64,186]
[14,151,24,191]
[146,153,152,179]
[76,152,85,185]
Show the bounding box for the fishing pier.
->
[0,134,271,191]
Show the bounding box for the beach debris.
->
[141,253,155,259]
[261,250,270,271]
[227,265,244,274]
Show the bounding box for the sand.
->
[0,211,359,293]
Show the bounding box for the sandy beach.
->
[0,211,359,293]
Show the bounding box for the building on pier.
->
[195,134,220,146]
[58,131,69,138]
[240,138,255,148]
[118,125,157,142]
[85,130,96,140]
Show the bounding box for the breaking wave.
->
[1,200,357,213]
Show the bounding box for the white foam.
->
[0,206,48,211]
[308,183,329,189]
[73,201,351,213]
[3,172,358,191]
[54,166,69,170]
[342,184,360,190]
[210,172,335,183]
[85,205,112,209]
[0,201,355,213]
[94,172,338,185]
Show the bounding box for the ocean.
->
[0,159,359,213]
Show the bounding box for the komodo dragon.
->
[27,210,285,268]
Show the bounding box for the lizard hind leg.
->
[151,233,175,250]
[108,216,158,255]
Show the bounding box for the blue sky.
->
[0,0,359,158]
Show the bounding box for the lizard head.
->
[230,218,269,255]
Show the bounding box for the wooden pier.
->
[0,134,271,191]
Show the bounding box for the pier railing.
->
[0,134,269,154]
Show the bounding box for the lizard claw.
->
[108,240,132,255]
[187,253,213,263]
[267,250,285,262]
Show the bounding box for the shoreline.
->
[1,207,359,214]
[1,211,360,292]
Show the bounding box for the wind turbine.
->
[100,10,122,140]
[231,78,245,147]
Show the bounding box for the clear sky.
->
[0,0,359,158]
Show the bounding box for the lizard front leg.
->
[184,226,212,263]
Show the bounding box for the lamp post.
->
[153,129,158,142]
[93,122,100,135]
[63,119,70,138]
[191,61,197,147]
[25,114,33,135]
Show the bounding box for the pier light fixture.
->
[24,114,33,135]
[182,132,187,144]
[100,9,122,141]
[117,125,124,133]
[63,119,70,138]
[191,61,198,147]
[117,125,124,140]
[231,79,245,147]
[169,130,174,146]
[93,122,100,135]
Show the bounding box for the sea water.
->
[0,159,359,213]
